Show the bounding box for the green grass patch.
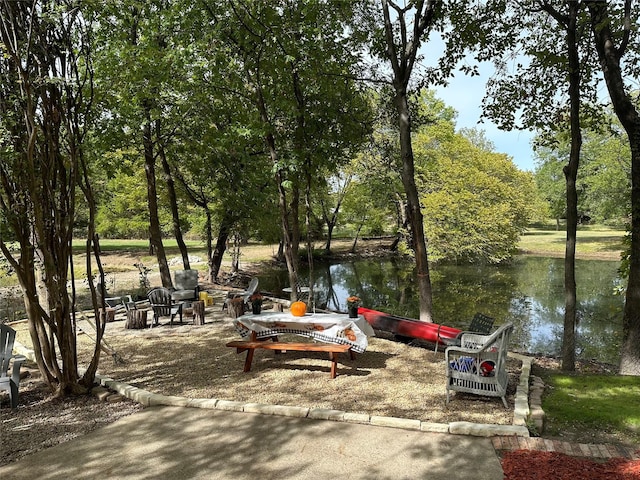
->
[541,372,640,443]
[519,225,624,259]
[73,238,277,262]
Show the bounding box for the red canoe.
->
[357,307,462,345]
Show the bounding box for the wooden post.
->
[100,308,116,323]
[125,309,148,329]
[193,300,205,325]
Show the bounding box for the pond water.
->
[256,256,625,365]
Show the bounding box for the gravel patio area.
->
[18,294,521,425]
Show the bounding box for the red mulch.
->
[502,450,640,480]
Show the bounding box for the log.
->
[125,309,148,329]
[229,298,245,319]
[193,300,205,325]
[100,308,116,323]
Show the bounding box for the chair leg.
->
[2,379,19,409]
[10,381,18,408]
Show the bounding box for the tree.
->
[541,0,584,371]
[96,169,165,239]
[412,99,537,264]
[319,173,353,254]
[534,115,631,227]
[579,119,630,225]
[534,143,573,228]
[201,1,371,298]
[587,0,640,375]
[376,0,439,322]
[482,0,600,370]
[92,1,199,288]
[0,0,103,395]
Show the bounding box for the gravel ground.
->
[1,300,521,466]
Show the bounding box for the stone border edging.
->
[14,339,533,438]
[96,351,533,438]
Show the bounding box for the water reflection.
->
[257,256,624,365]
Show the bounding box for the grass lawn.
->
[89,225,626,264]
[519,225,624,260]
[536,368,640,445]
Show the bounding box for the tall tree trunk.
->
[292,65,312,302]
[290,182,301,263]
[305,160,314,307]
[78,147,106,387]
[131,4,171,288]
[561,2,582,372]
[620,138,640,375]
[276,167,300,299]
[588,2,640,375]
[159,130,190,270]
[142,114,172,288]
[210,210,234,281]
[254,78,299,297]
[0,1,96,396]
[205,208,214,282]
[395,91,434,322]
[381,0,437,322]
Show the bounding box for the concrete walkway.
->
[0,406,504,480]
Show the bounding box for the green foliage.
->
[534,149,567,221]
[96,172,159,238]
[342,174,393,237]
[412,95,539,264]
[541,372,640,444]
[533,115,631,226]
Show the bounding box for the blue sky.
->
[417,31,537,172]
[432,72,537,172]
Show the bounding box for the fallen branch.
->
[75,309,125,365]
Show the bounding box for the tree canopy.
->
[4,0,640,395]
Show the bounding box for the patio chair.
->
[171,269,200,303]
[95,281,133,311]
[445,322,513,408]
[1,324,27,408]
[148,287,183,327]
[222,277,259,312]
[434,312,495,353]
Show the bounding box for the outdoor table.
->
[232,311,375,354]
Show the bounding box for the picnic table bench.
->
[226,338,353,379]
[227,312,373,379]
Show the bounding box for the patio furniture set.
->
[1,271,514,409]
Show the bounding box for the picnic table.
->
[227,311,375,378]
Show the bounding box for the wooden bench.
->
[226,340,353,379]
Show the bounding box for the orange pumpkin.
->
[290,301,307,317]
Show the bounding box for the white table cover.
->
[233,312,375,354]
